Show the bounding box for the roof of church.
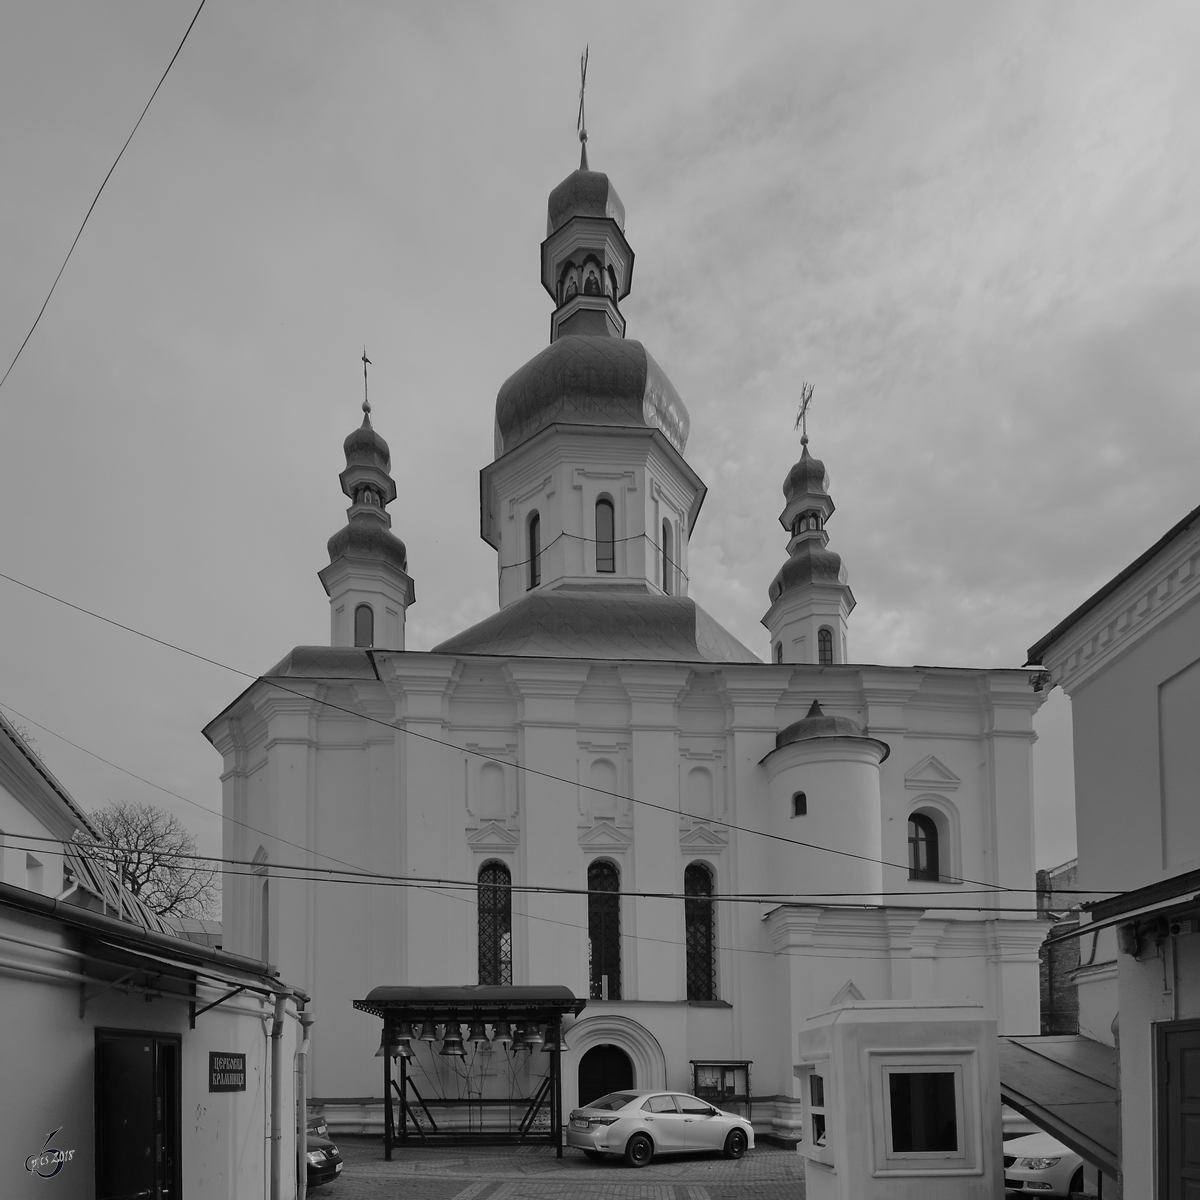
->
[431,587,760,662]
[783,444,829,506]
[767,541,851,603]
[494,336,689,458]
[771,699,890,760]
[547,168,625,236]
[326,519,408,574]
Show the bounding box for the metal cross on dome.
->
[361,347,371,417]
[577,45,589,167]
[794,381,815,446]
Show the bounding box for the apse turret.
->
[319,382,415,649]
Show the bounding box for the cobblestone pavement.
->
[325,1138,806,1200]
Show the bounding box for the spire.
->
[317,360,415,649]
[762,388,855,665]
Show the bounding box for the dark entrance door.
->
[96,1030,180,1199]
[578,1044,633,1107]
[1159,1019,1200,1200]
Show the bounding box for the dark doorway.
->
[95,1030,180,1200]
[578,1044,633,1107]
[1158,1018,1200,1199]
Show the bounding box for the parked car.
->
[305,1115,343,1188]
[567,1090,755,1167]
[1003,1131,1083,1196]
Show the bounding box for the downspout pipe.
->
[296,1007,314,1200]
[270,992,287,1200]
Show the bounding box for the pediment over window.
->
[830,979,865,1006]
[679,822,729,848]
[578,820,633,850]
[904,754,960,791]
[466,820,520,852]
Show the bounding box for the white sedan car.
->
[1003,1132,1084,1196]
[567,1090,755,1167]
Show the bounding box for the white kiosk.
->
[795,1001,1002,1200]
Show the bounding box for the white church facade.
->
[204,147,1048,1138]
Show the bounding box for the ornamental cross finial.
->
[794,381,814,446]
[577,45,589,170]
[361,347,372,417]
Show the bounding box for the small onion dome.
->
[547,169,625,237]
[775,699,890,761]
[767,542,848,604]
[783,445,829,505]
[343,414,391,471]
[326,520,408,574]
[494,336,689,458]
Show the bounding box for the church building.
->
[204,143,1048,1139]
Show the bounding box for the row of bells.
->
[376,1020,569,1060]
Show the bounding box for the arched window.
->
[354,603,374,648]
[587,860,621,1000]
[595,498,615,573]
[792,791,807,817]
[478,861,513,985]
[684,862,716,1001]
[528,512,541,589]
[818,627,834,665]
[662,520,673,595]
[260,878,270,963]
[908,814,940,881]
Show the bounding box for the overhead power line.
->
[0,568,1099,897]
[0,0,208,392]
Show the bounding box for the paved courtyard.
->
[327,1138,806,1200]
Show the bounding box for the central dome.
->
[494,335,690,458]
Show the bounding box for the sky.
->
[3,2,1198,886]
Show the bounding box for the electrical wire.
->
[0,0,208,392]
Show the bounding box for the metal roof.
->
[999,1035,1119,1176]
[355,984,585,1020]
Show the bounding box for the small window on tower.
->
[354,604,374,648]
[792,791,807,817]
[528,512,541,589]
[818,627,834,665]
[595,499,615,573]
[775,642,783,664]
[662,520,673,595]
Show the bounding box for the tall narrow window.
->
[260,878,270,963]
[908,814,940,881]
[684,862,716,1001]
[818,627,834,665]
[478,861,513,985]
[587,859,621,1000]
[354,603,374,648]
[595,498,615,573]
[528,512,541,589]
[662,520,673,595]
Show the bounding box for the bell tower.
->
[319,361,414,649]
[761,419,854,665]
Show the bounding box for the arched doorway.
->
[578,1044,633,1107]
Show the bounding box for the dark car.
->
[305,1116,343,1188]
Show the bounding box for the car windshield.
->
[587,1092,637,1111]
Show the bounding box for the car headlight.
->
[306,1150,326,1165]
[1019,1156,1061,1170]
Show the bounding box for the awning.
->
[354,984,584,1020]
[999,1035,1119,1177]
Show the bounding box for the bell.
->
[467,1021,490,1050]
[541,1030,569,1054]
[439,1026,466,1058]
[510,1023,528,1050]
[374,1028,388,1058]
[376,1027,407,1059]
[395,1021,417,1042]
[416,1021,437,1044]
[492,1021,513,1048]
[393,1037,413,1060]
[524,1023,545,1050]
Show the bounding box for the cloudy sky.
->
[3,2,1198,884]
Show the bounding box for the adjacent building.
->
[205,146,1049,1138]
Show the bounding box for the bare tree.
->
[76,801,219,919]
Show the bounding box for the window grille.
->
[587,860,621,1000]
[818,627,834,665]
[684,862,716,1001]
[478,862,513,985]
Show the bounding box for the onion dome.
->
[767,541,847,604]
[326,518,407,575]
[775,699,889,760]
[783,445,830,509]
[494,336,689,459]
[547,169,625,236]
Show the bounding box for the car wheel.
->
[624,1133,653,1167]
[723,1128,748,1159]
[583,1149,605,1161]
[1069,1166,1084,1195]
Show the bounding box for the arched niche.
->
[907,793,962,883]
[685,766,714,818]
[563,1014,667,1111]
